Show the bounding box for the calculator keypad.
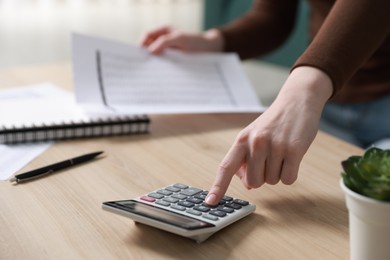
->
[140,183,250,222]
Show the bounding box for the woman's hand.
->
[140,25,224,54]
[205,66,334,205]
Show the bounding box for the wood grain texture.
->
[0,63,363,259]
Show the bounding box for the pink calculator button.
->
[140,195,155,202]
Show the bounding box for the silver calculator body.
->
[102,183,256,243]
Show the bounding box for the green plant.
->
[341,147,390,201]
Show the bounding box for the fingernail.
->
[205,193,217,205]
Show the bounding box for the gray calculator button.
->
[222,195,233,201]
[172,194,187,200]
[203,214,218,221]
[233,199,249,206]
[156,200,170,207]
[193,205,210,212]
[218,200,227,205]
[186,209,202,216]
[171,204,186,211]
[217,206,234,214]
[225,203,242,210]
[178,201,194,208]
[163,197,179,203]
[157,189,173,196]
[180,187,202,196]
[165,186,181,192]
[148,192,164,199]
[173,183,188,189]
[186,197,203,204]
[209,210,227,218]
[194,193,207,200]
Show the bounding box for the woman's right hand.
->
[140,25,225,54]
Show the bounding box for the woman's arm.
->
[293,0,390,97]
[219,0,299,59]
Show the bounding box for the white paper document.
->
[0,83,66,180]
[0,93,104,129]
[72,33,265,114]
[0,143,50,181]
[0,83,92,129]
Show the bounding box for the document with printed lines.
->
[72,33,265,115]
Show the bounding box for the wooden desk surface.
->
[0,63,363,259]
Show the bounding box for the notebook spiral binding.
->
[0,115,150,144]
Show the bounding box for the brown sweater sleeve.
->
[293,0,390,95]
[219,0,300,60]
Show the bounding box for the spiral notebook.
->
[0,86,150,144]
[0,115,150,144]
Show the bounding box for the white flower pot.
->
[340,180,390,260]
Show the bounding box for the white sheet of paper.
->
[72,33,265,114]
[0,83,72,181]
[0,143,51,181]
[0,97,103,129]
[0,82,70,101]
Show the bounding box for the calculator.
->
[102,183,256,243]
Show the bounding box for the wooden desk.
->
[0,63,363,259]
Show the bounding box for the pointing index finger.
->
[205,144,246,205]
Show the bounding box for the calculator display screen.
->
[105,200,215,230]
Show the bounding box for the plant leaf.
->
[341,148,390,201]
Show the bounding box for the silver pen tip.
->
[9,177,17,183]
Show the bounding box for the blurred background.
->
[0,0,309,68]
[0,0,309,105]
[0,0,204,68]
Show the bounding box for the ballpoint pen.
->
[9,151,104,184]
